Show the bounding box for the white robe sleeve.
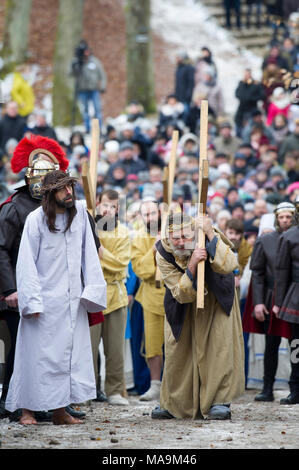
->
[16,212,44,318]
[80,209,107,312]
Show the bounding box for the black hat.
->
[277,180,288,190]
[215,152,229,159]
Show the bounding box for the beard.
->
[146,217,161,235]
[168,239,194,260]
[95,213,118,231]
[56,195,75,209]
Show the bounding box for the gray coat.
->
[71,55,107,92]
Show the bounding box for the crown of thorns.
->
[40,174,78,194]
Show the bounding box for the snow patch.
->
[151,0,263,115]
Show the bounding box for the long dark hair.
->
[41,171,77,233]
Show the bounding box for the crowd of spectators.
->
[0,36,298,237]
[0,3,298,399]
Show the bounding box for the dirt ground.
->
[0,389,298,452]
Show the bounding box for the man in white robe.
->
[5,170,107,425]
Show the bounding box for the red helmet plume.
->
[11,134,69,174]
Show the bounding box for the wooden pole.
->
[154,131,178,288]
[196,100,209,310]
[155,166,169,288]
[168,130,179,205]
[81,118,100,217]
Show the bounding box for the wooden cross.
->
[155,165,169,288]
[81,118,100,217]
[196,100,209,310]
[155,130,179,288]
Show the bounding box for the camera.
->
[74,40,89,66]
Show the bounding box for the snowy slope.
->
[151,0,263,116]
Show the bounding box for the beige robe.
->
[156,230,245,419]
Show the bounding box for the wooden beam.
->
[162,166,169,204]
[81,118,100,217]
[155,165,169,288]
[196,100,209,310]
[81,160,94,214]
[167,130,179,205]
[154,132,178,288]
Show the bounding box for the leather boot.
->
[280,393,299,405]
[0,399,10,419]
[0,387,10,419]
[254,381,274,402]
[94,376,107,402]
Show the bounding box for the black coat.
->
[31,125,58,141]
[0,115,26,152]
[282,0,299,19]
[175,62,195,105]
[250,231,281,310]
[275,225,299,324]
[235,81,265,127]
[0,186,40,302]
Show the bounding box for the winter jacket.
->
[30,125,58,141]
[0,186,40,303]
[241,119,275,144]
[71,54,107,92]
[266,102,290,126]
[235,80,265,127]
[0,115,26,153]
[192,81,225,117]
[278,133,299,163]
[11,72,35,117]
[213,135,243,163]
[175,61,195,105]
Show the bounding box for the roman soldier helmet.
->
[11,134,69,199]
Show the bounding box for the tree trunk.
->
[125,0,156,113]
[52,0,84,127]
[1,0,32,73]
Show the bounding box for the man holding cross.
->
[152,211,244,420]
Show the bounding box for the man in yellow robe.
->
[90,189,131,406]
[131,199,166,401]
[152,212,245,420]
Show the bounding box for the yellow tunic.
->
[156,230,245,419]
[131,228,165,316]
[98,222,130,315]
[238,237,252,275]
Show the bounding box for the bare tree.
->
[1,0,32,72]
[52,0,84,126]
[125,0,156,113]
